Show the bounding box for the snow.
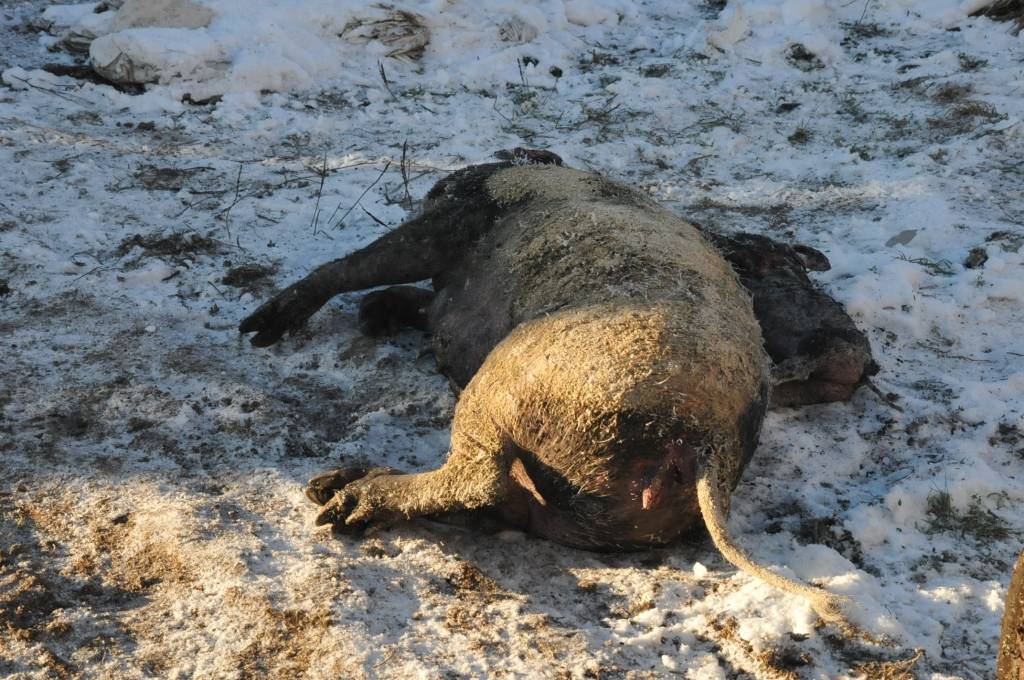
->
[1,0,1023,678]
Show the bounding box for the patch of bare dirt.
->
[223,587,336,677]
[221,262,277,292]
[131,164,215,191]
[114,231,222,262]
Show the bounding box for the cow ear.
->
[792,244,831,272]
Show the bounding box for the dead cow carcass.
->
[240,150,876,626]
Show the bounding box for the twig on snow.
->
[400,140,413,209]
[310,150,329,234]
[864,379,905,413]
[71,265,117,283]
[378,61,397,102]
[208,281,229,300]
[859,0,876,23]
[218,162,245,241]
[377,60,435,113]
[329,161,391,230]
[360,205,390,229]
[372,647,398,669]
[4,73,91,106]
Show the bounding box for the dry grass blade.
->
[340,6,431,61]
[376,59,436,113]
[4,72,92,106]
[329,161,391,230]
[378,60,395,101]
[851,648,925,680]
[310,151,329,234]
[359,205,389,229]
[924,490,1013,542]
[399,140,413,209]
[220,163,245,241]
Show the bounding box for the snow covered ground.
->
[1,0,1022,677]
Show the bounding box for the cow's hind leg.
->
[358,286,434,337]
[305,467,399,505]
[309,400,516,533]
